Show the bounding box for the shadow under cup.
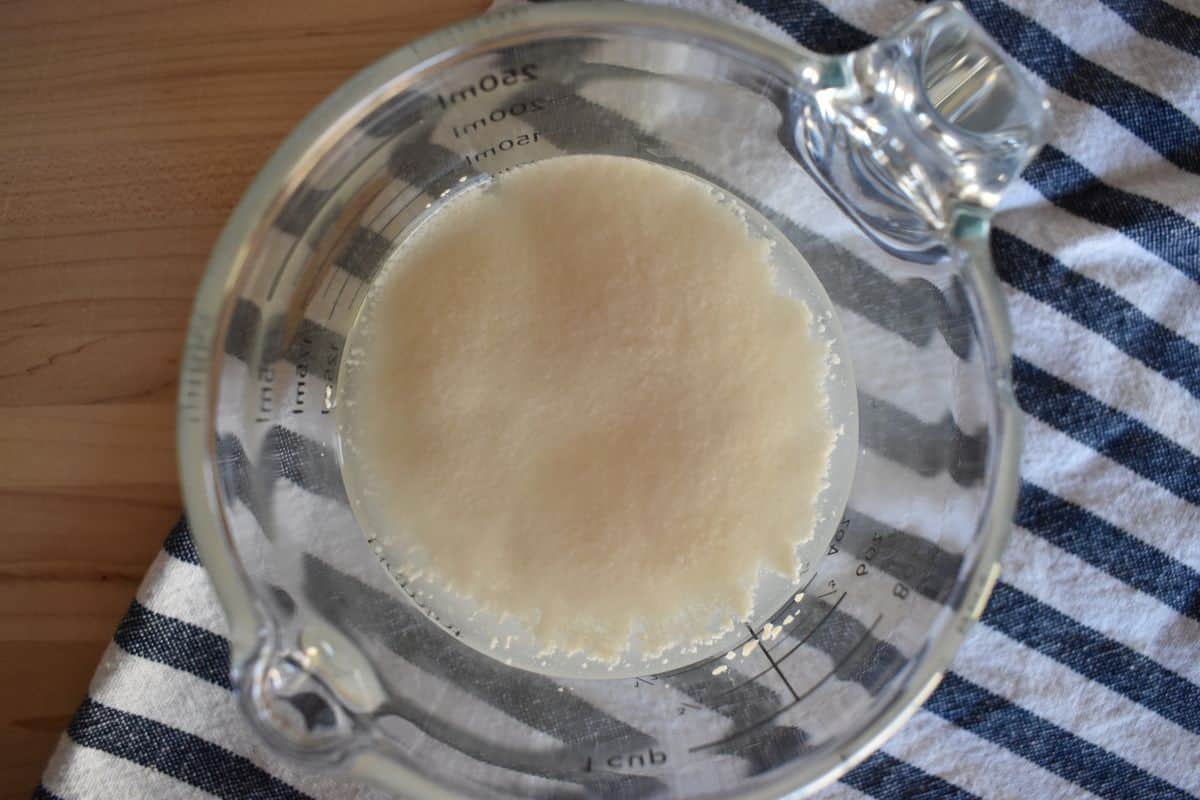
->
[178,3,1042,798]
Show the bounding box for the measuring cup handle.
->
[791,0,1049,262]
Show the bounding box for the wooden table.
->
[0,2,487,794]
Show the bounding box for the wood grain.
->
[0,1,488,795]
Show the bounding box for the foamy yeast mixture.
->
[340,155,839,665]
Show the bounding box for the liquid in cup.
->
[338,155,859,677]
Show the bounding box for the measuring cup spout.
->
[787,0,1049,262]
[236,614,386,766]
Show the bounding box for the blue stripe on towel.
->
[164,517,201,566]
[67,698,313,800]
[984,582,1200,734]
[114,601,231,690]
[842,749,980,799]
[1094,0,1200,58]
[738,0,873,52]
[992,230,1200,403]
[1016,482,1200,620]
[927,674,1193,799]
[1021,146,1200,285]
[1012,356,1200,505]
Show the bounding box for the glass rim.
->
[175,2,1021,797]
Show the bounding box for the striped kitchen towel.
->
[37,0,1200,798]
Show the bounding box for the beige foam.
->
[341,155,836,664]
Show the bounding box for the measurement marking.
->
[275,135,480,355]
[273,143,412,322]
[769,571,823,641]
[322,178,453,321]
[690,613,882,753]
[327,273,354,321]
[734,572,821,647]
[712,592,846,701]
[320,269,339,299]
[319,197,418,324]
[314,211,375,310]
[747,623,799,702]
[768,592,847,657]
[265,136,395,302]
[314,215,376,304]
[266,242,303,304]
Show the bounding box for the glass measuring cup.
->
[177,1,1047,797]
